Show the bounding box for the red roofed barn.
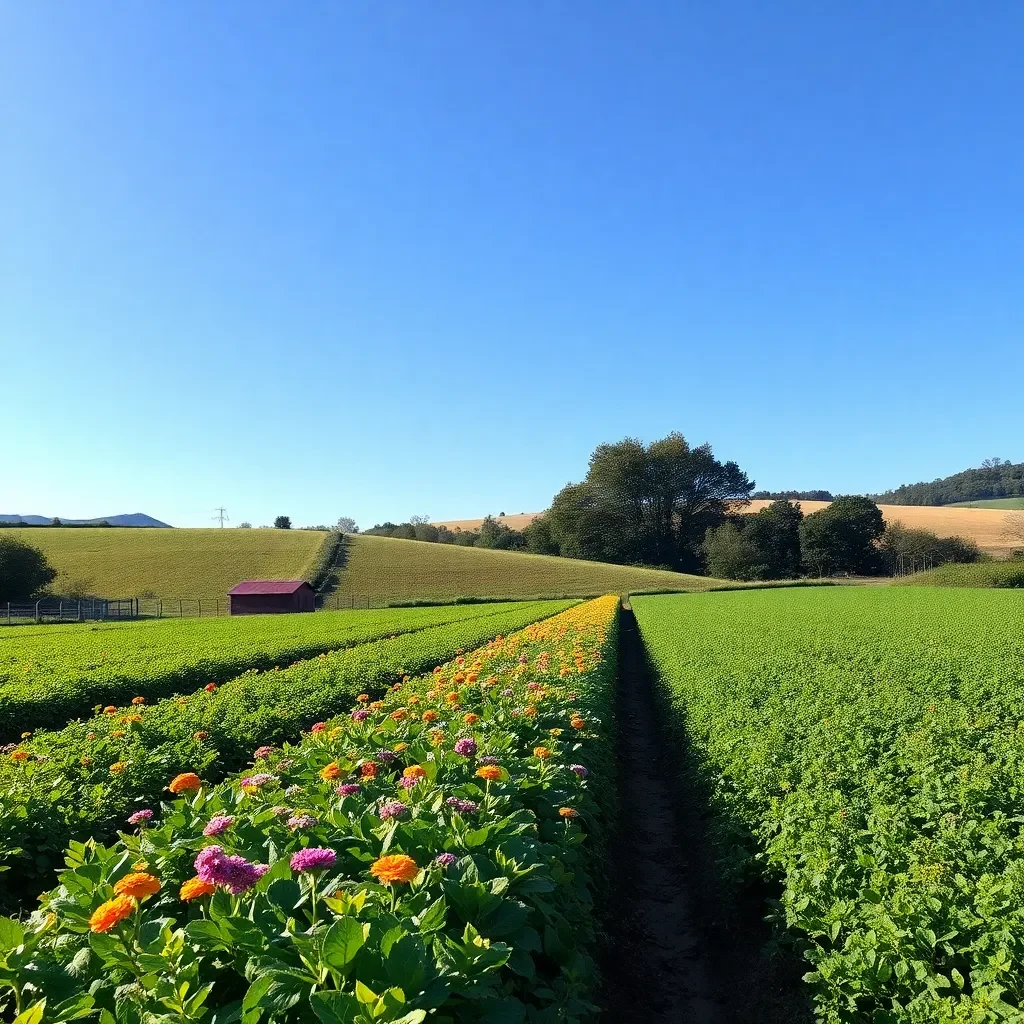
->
[228,580,316,615]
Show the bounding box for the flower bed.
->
[0,601,574,907]
[0,595,618,1023]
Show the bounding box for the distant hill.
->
[0,512,172,527]
[871,459,1024,506]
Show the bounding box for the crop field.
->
[634,588,1024,1023]
[338,533,722,600]
[949,498,1024,509]
[895,560,1024,589]
[0,603,543,737]
[2,527,331,600]
[0,596,618,1023]
[0,599,575,903]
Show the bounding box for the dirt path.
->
[600,602,811,1024]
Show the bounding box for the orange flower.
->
[80,756,93,766]
[89,894,135,932]
[131,696,146,705]
[429,729,446,746]
[570,717,585,729]
[10,750,29,762]
[193,731,209,741]
[559,807,578,819]
[463,713,480,725]
[103,706,117,715]
[180,876,217,901]
[320,762,341,781]
[370,854,419,884]
[113,872,161,900]
[533,746,552,759]
[390,708,408,721]
[357,693,369,702]
[204,683,217,693]
[422,710,440,723]
[446,693,460,704]
[524,706,538,718]
[111,730,126,738]
[370,701,385,711]
[475,765,502,781]
[168,772,202,793]
[403,765,427,780]
[109,761,127,774]
[360,762,379,779]
[121,714,143,724]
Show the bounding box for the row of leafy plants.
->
[0,601,574,907]
[0,595,619,1023]
[633,588,1024,1024]
[0,603,531,738]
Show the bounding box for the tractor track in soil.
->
[599,602,811,1024]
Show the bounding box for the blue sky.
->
[3,2,1022,528]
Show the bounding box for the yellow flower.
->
[533,746,552,760]
[559,807,578,819]
[109,761,127,774]
[403,765,427,780]
[320,762,341,781]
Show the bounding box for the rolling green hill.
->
[5,527,331,600]
[894,560,1024,588]
[333,533,723,601]
[948,497,1024,509]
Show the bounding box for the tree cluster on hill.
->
[0,536,57,601]
[751,489,834,501]
[364,515,530,551]
[872,457,1024,505]
[703,496,981,580]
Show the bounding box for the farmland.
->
[895,560,1024,588]
[0,597,618,1023]
[0,603,558,736]
[336,533,722,601]
[949,497,1024,509]
[2,527,331,600]
[633,588,1024,1022]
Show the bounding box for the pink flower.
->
[351,709,370,722]
[336,783,361,796]
[194,845,267,894]
[290,847,336,873]
[127,809,153,825]
[310,722,326,734]
[454,738,477,757]
[203,815,233,837]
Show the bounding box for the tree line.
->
[872,457,1024,506]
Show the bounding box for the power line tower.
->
[213,507,230,528]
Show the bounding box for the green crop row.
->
[0,596,618,1024]
[0,603,530,738]
[0,601,574,907]
[633,588,1024,1024]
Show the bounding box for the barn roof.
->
[228,580,312,595]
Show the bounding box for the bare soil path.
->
[600,602,811,1024]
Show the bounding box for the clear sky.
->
[3,2,1022,528]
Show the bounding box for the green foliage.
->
[800,496,885,575]
[634,588,1024,1022]
[880,522,980,574]
[274,516,292,530]
[0,601,574,905]
[0,598,618,1023]
[0,536,56,602]
[0,604,537,736]
[704,500,805,580]
[701,522,763,580]
[873,457,1024,506]
[894,560,1024,588]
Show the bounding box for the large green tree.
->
[0,536,57,601]
[800,496,885,576]
[546,432,753,571]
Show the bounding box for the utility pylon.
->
[213,507,230,528]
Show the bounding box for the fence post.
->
[198,599,202,617]
[215,599,219,616]
[35,600,41,624]
[7,602,10,626]
[179,600,183,617]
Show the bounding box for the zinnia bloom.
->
[10,750,29,762]
[378,800,408,820]
[336,783,361,796]
[360,762,379,779]
[194,846,268,894]
[446,797,478,814]
[351,709,370,722]
[127,809,153,825]
[475,765,502,782]
[463,713,479,724]
[376,749,398,763]
[113,872,161,900]
[357,693,369,702]
[434,852,457,868]
[370,854,418,884]
[287,813,318,830]
[169,772,202,793]
[89,895,135,933]
[533,747,552,760]
[310,722,326,734]
[422,710,439,723]
[180,876,216,901]
[398,775,418,790]
[402,765,427,780]
[203,815,233,837]
[320,762,341,781]
[253,746,275,760]
[131,696,146,705]
[103,706,117,715]
[559,807,579,819]
[204,683,217,693]
[478,755,499,766]
[569,764,589,778]
[454,738,477,757]
[109,762,127,774]
[290,847,337,873]
[240,773,277,791]
[193,731,209,741]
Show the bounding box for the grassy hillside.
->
[894,560,1024,588]
[336,533,722,600]
[948,497,1024,510]
[6,527,330,600]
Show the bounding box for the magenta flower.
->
[434,852,457,868]
[203,814,234,837]
[287,813,318,830]
[398,775,418,790]
[376,749,398,763]
[194,845,267,894]
[290,847,337,873]
[378,800,408,821]
[454,738,477,757]
[127,809,153,825]
[351,709,370,722]
[446,797,479,814]
[569,764,589,778]
[336,783,361,796]
[240,773,277,790]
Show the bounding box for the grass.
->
[336,534,723,600]
[4,527,330,600]
[893,559,1024,588]
[948,497,1024,509]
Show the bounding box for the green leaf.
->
[308,991,360,1024]
[323,917,369,972]
[267,878,301,912]
[13,1002,45,1024]
[417,897,447,933]
[0,918,24,951]
[354,980,378,1005]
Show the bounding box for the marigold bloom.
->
[113,872,161,900]
[168,772,202,793]
[475,765,502,781]
[403,765,427,780]
[121,714,143,723]
[390,708,408,721]
[429,729,446,746]
[320,762,341,781]
[109,761,127,774]
[370,853,418,884]
[422,710,440,723]
[463,713,479,724]
[559,807,579,819]
[89,895,135,933]
[10,750,29,762]
[360,761,379,779]
[180,876,216,901]
[131,696,145,705]
[533,747,552,760]
[370,701,385,710]
[80,756,93,766]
